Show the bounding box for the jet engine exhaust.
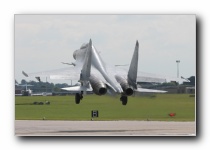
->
[89,75,107,95]
[115,75,134,96]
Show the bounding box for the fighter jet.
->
[22,39,168,105]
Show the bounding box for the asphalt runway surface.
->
[15,120,196,136]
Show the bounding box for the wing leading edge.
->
[136,88,167,93]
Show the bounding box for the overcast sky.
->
[15,15,196,84]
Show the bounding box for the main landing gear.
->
[75,91,128,105]
[75,91,83,104]
[120,95,128,105]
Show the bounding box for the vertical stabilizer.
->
[80,39,92,81]
[127,40,139,89]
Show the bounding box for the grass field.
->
[15,94,195,121]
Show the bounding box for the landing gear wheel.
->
[120,96,128,105]
[75,93,81,104]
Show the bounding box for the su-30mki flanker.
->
[23,39,188,105]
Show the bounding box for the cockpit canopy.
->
[80,43,88,49]
[73,43,88,60]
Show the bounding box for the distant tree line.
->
[18,76,195,93]
[20,79,70,93]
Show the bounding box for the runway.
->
[15,120,196,136]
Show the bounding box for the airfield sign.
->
[91,110,99,118]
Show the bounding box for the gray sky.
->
[15,15,196,84]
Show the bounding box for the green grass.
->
[15,94,195,121]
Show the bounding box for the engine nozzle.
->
[115,75,134,96]
[89,75,107,95]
